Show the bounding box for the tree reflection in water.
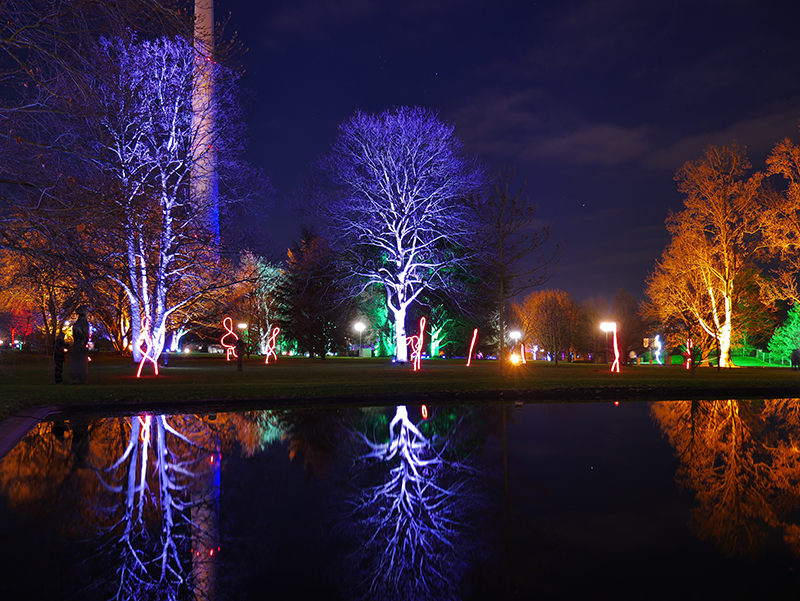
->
[652,399,800,557]
[0,410,282,600]
[340,404,488,601]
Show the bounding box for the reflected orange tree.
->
[652,399,800,557]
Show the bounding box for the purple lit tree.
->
[86,35,263,361]
[318,107,484,362]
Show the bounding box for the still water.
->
[1,400,799,600]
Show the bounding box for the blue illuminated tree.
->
[318,107,484,362]
[86,35,265,361]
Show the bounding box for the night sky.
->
[220,0,800,302]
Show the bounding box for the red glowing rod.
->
[221,317,239,361]
[466,328,479,367]
[136,316,159,378]
[685,338,693,370]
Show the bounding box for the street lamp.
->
[354,322,365,357]
[600,322,620,373]
[510,330,521,364]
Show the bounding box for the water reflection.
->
[0,411,283,600]
[339,405,491,600]
[3,400,800,599]
[651,399,800,558]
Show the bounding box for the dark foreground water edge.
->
[1,400,799,600]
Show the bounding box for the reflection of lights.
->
[221,317,239,361]
[136,317,159,378]
[466,328,479,367]
[600,322,620,373]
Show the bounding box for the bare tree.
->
[317,107,484,362]
[465,166,560,369]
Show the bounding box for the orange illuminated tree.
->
[645,143,764,368]
[512,288,579,364]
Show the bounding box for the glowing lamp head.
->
[237,323,247,330]
[600,322,616,333]
[354,322,366,333]
[510,330,521,341]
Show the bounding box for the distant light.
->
[421,405,428,419]
[354,322,365,333]
[510,330,521,341]
[184,348,190,353]
[237,323,247,330]
[510,353,521,365]
[600,322,615,332]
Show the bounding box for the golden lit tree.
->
[512,288,579,364]
[761,132,800,303]
[645,143,764,367]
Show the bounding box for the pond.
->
[1,400,799,600]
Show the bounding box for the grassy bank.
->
[2,351,800,420]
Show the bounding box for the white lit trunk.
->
[393,304,408,362]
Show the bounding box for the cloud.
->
[451,90,653,166]
[522,123,652,165]
[644,103,800,170]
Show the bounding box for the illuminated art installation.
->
[221,317,239,361]
[685,338,693,370]
[600,322,620,373]
[466,328,479,366]
[406,317,426,371]
[136,316,160,378]
[264,327,280,364]
[653,334,663,365]
[421,405,428,419]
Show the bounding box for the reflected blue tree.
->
[344,405,484,600]
[95,414,219,601]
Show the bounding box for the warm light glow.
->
[600,322,620,373]
[466,328,479,367]
[421,405,428,419]
[221,317,239,361]
[510,330,521,340]
[406,317,426,371]
[237,322,247,330]
[354,322,365,333]
[510,353,521,365]
[136,316,159,378]
[264,327,280,364]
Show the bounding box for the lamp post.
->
[354,322,365,357]
[510,330,521,364]
[600,322,620,373]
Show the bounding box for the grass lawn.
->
[2,350,800,420]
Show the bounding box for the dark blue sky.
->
[220,0,800,302]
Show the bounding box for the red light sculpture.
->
[221,317,239,361]
[406,317,426,371]
[264,327,280,364]
[136,316,159,378]
[466,328,478,367]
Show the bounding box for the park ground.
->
[1,351,799,422]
